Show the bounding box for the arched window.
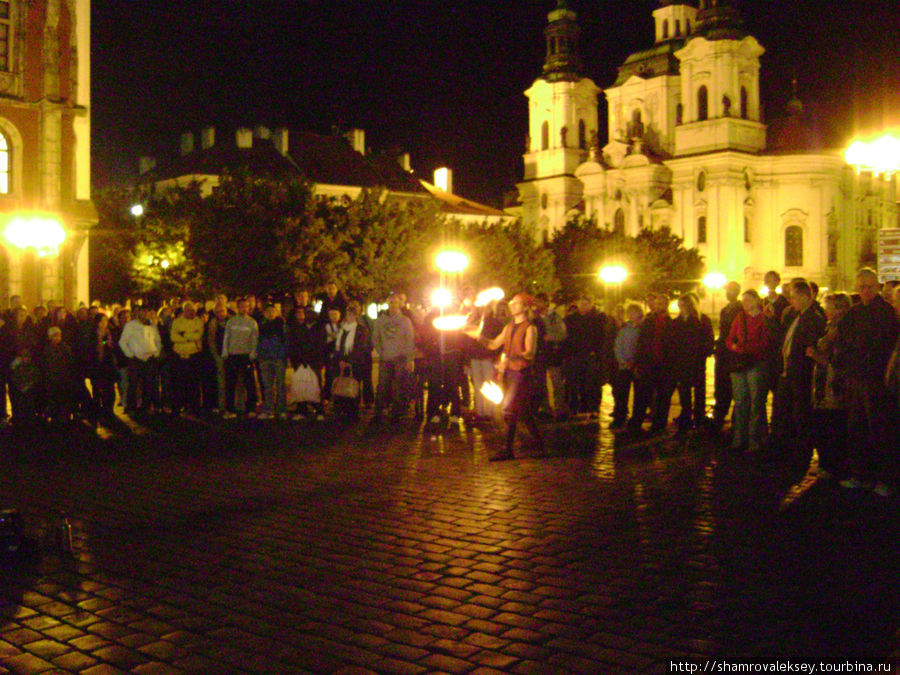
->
[697,215,707,244]
[578,119,586,150]
[541,121,549,150]
[697,86,708,121]
[676,103,683,125]
[686,19,691,33]
[0,131,8,194]
[675,20,681,36]
[662,20,669,39]
[785,226,803,267]
[740,86,749,119]
[614,208,625,234]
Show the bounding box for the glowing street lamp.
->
[435,250,469,273]
[3,216,66,257]
[844,131,900,177]
[599,265,628,284]
[704,272,727,315]
[130,203,145,217]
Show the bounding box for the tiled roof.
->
[138,129,428,195]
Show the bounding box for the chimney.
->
[273,127,289,156]
[180,132,194,156]
[138,156,157,175]
[398,152,411,172]
[343,128,365,155]
[200,126,215,150]
[236,127,253,149]
[434,167,453,193]
[254,126,271,140]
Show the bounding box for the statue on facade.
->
[560,126,568,148]
[722,94,732,117]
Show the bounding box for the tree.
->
[188,171,316,296]
[549,216,705,302]
[461,219,558,297]
[91,186,141,302]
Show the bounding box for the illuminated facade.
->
[519,0,898,292]
[0,0,94,310]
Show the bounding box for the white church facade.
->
[517,0,898,293]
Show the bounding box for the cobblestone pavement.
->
[0,394,898,673]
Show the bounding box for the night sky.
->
[91,0,900,206]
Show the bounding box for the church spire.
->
[695,0,745,40]
[542,0,584,82]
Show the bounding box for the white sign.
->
[878,228,900,281]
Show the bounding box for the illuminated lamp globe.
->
[435,250,469,273]
[3,216,66,257]
[599,265,628,284]
[703,272,727,290]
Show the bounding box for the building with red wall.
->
[0,0,93,311]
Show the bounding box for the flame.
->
[480,380,504,405]
[474,287,505,307]
[432,314,468,331]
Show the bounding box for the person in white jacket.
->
[118,305,163,412]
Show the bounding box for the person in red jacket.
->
[726,290,772,455]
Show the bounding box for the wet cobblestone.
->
[0,398,898,672]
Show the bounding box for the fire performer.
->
[478,292,543,461]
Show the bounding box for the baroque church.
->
[517,0,898,293]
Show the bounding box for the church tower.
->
[673,0,766,155]
[518,1,600,239]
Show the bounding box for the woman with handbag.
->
[331,305,370,421]
[725,290,771,455]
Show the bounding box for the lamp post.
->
[3,215,67,309]
[598,265,628,310]
[703,272,727,317]
[844,132,900,283]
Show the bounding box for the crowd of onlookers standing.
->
[1,269,899,493]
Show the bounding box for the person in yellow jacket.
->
[170,301,205,415]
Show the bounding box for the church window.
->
[740,87,749,119]
[614,208,625,234]
[578,119,586,150]
[785,226,803,267]
[662,20,669,39]
[676,103,683,125]
[0,131,9,194]
[0,1,10,71]
[697,216,707,244]
[675,20,681,36]
[697,86,708,121]
[541,121,549,150]
[686,19,691,33]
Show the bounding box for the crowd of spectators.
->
[1,269,898,492]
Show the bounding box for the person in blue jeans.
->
[257,304,287,419]
[725,290,772,455]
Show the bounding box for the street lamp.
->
[3,216,66,257]
[703,272,727,316]
[130,203,145,217]
[844,132,900,177]
[599,265,628,284]
[599,265,628,309]
[435,250,469,274]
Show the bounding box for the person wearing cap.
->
[170,301,205,415]
[479,292,543,461]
